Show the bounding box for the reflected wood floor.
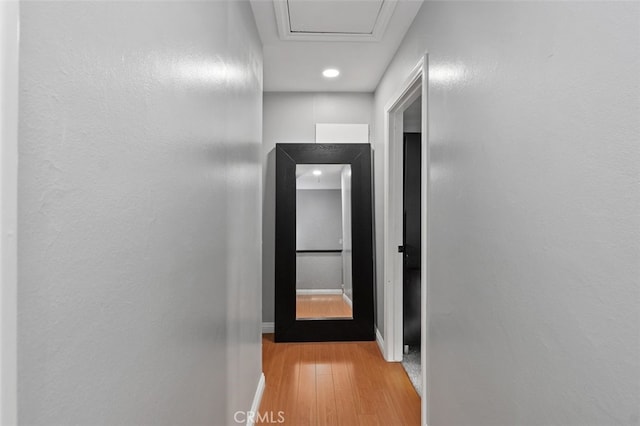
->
[296,294,352,319]
[257,334,421,426]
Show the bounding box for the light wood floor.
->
[257,334,421,426]
[296,294,352,319]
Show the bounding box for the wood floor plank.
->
[331,345,359,426]
[316,372,338,426]
[258,338,300,426]
[296,294,352,319]
[349,343,380,416]
[294,344,317,426]
[315,342,333,377]
[357,414,381,426]
[259,335,420,426]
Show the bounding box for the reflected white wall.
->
[341,166,353,301]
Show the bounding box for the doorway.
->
[401,98,422,397]
[383,54,428,425]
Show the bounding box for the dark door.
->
[403,133,421,346]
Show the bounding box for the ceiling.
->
[250,0,423,92]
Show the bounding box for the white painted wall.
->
[316,123,369,144]
[296,189,343,251]
[296,189,343,291]
[0,1,19,424]
[18,2,263,424]
[341,167,353,301]
[374,2,640,425]
[296,253,343,291]
[262,92,373,322]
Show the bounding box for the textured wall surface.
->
[296,189,344,291]
[1,2,19,424]
[296,189,343,251]
[374,2,640,425]
[262,92,373,322]
[18,2,263,425]
[296,253,343,291]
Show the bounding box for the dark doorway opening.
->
[402,132,421,348]
[401,97,422,396]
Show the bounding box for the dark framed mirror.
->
[275,143,375,342]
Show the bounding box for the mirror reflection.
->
[296,164,353,319]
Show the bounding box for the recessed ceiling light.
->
[312,170,322,176]
[322,68,340,78]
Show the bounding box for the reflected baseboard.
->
[342,293,353,309]
[296,289,343,295]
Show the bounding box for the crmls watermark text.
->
[233,411,285,424]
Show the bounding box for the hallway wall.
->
[374,2,640,425]
[18,2,263,425]
[0,1,19,424]
[296,189,343,252]
[296,189,344,291]
[262,92,373,323]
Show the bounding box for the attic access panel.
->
[288,0,383,34]
[274,0,397,42]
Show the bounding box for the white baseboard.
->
[262,322,274,334]
[246,373,266,426]
[296,289,343,295]
[376,328,386,360]
[342,293,353,308]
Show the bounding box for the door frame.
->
[0,1,19,424]
[383,54,429,425]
